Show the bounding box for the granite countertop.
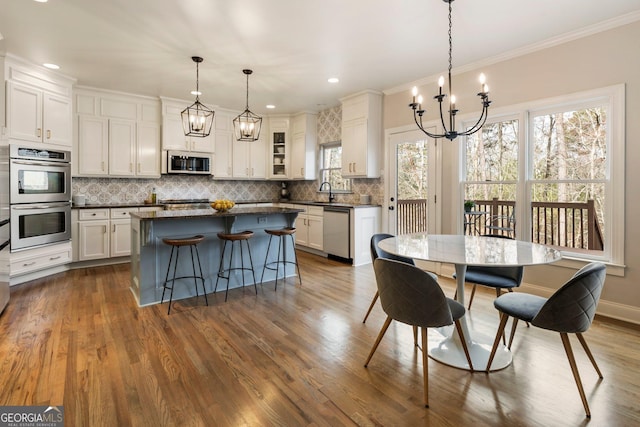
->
[72,199,380,210]
[131,206,304,220]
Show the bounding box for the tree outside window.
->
[320,143,351,192]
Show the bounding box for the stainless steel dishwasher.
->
[323,206,351,261]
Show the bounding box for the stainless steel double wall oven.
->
[9,144,72,251]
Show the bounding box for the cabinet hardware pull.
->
[138,163,140,173]
[103,225,107,233]
[101,161,105,171]
[113,224,116,232]
[49,256,61,261]
[37,128,42,138]
[130,163,133,172]
[23,261,37,267]
[46,129,51,139]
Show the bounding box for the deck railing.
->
[397,197,604,250]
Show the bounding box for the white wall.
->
[383,20,640,323]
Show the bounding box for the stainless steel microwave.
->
[165,151,212,175]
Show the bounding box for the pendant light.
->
[233,69,262,142]
[181,56,214,137]
[409,0,491,141]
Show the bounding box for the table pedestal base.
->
[427,326,512,372]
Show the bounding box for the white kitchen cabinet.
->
[161,99,214,153]
[108,119,136,176]
[7,80,72,147]
[78,209,110,261]
[136,122,161,177]
[232,135,267,179]
[294,205,323,250]
[110,208,136,257]
[269,117,289,179]
[78,116,109,175]
[290,113,317,180]
[340,91,382,178]
[350,206,381,266]
[10,242,72,277]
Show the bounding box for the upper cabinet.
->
[160,97,214,153]
[290,112,317,180]
[213,109,234,178]
[5,58,75,148]
[74,87,161,178]
[340,91,382,178]
[269,117,289,179]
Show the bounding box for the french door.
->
[386,128,439,235]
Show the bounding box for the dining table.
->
[378,233,562,372]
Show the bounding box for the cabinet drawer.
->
[10,243,72,276]
[79,208,109,220]
[110,207,138,218]
[307,206,324,216]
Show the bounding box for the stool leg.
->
[274,234,283,291]
[189,245,200,299]
[193,244,208,307]
[244,239,258,295]
[238,241,247,289]
[168,246,181,315]
[161,245,176,307]
[224,241,235,302]
[260,235,274,285]
[214,240,227,294]
[289,234,302,286]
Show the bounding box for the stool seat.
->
[161,235,208,314]
[265,227,296,237]
[217,231,254,241]
[261,227,301,290]
[163,235,205,246]
[215,230,257,301]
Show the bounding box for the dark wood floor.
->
[1,251,639,426]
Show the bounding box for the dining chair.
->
[362,233,416,324]
[485,262,606,418]
[364,258,473,408]
[486,211,516,237]
[453,234,524,310]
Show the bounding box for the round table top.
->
[378,234,562,267]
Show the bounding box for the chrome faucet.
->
[319,181,335,203]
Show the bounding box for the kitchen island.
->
[129,206,303,306]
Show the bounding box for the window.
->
[461,85,624,266]
[319,142,351,192]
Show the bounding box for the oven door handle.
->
[11,160,68,168]
[11,202,71,210]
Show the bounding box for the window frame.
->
[459,84,624,272]
[318,141,352,194]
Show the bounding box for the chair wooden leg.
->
[421,327,429,408]
[413,325,419,347]
[560,333,592,418]
[454,320,473,371]
[486,312,509,372]
[467,284,477,310]
[507,318,519,350]
[576,332,603,378]
[364,316,392,367]
[362,291,379,324]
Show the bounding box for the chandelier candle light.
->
[409,0,491,141]
[233,69,262,142]
[181,56,214,137]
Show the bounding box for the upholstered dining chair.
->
[362,233,416,324]
[485,262,606,418]
[364,258,473,407]
[453,234,524,310]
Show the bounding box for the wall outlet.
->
[257,217,267,224]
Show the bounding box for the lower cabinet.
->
[10,242,72,277]
[74,207,162,261]
[293,205,324,251]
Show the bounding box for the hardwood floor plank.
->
[1,252,639,426]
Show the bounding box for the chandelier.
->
[181,56,214,137]
[233,69,262,142]
[409,0,491,141]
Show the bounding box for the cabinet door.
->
[296,215,309,246]
[137,123,161,177]
[7,81,42,143]
[43,92,72,146]
[162,114,189,151]
[307,215,324,250]
[191,132,215,153]
[341,118,367,177]
[213,130,233,178]
[109,119,136,176]
[232,142,251,178]
[250,137,267,179]
[78,116,109,175]
[111,219,132,257]
[78,220,110,260]
[290,133,305,179]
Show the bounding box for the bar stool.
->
[260,227,302,290]
[161,235,208,315]
[214,231,257,301]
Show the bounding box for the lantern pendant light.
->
[233,69,262,142]
[181,56,214,137]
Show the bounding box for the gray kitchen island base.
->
[130,207,303,307]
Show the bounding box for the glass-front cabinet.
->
[269,117,289,179]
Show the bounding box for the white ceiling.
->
[1,0,639,115]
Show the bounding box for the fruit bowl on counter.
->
[210,199,235,212]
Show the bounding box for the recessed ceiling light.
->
[34,0,48,3]
[43,63,59,70]
[266,105,275,109]
[190,90,201,96]
[328,77,339,84]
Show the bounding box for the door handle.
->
[388,206,394,210]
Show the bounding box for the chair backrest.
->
[373,258,454,328]
[532,262,606,333]
[467,235,524,284]
[370,233,415,266]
